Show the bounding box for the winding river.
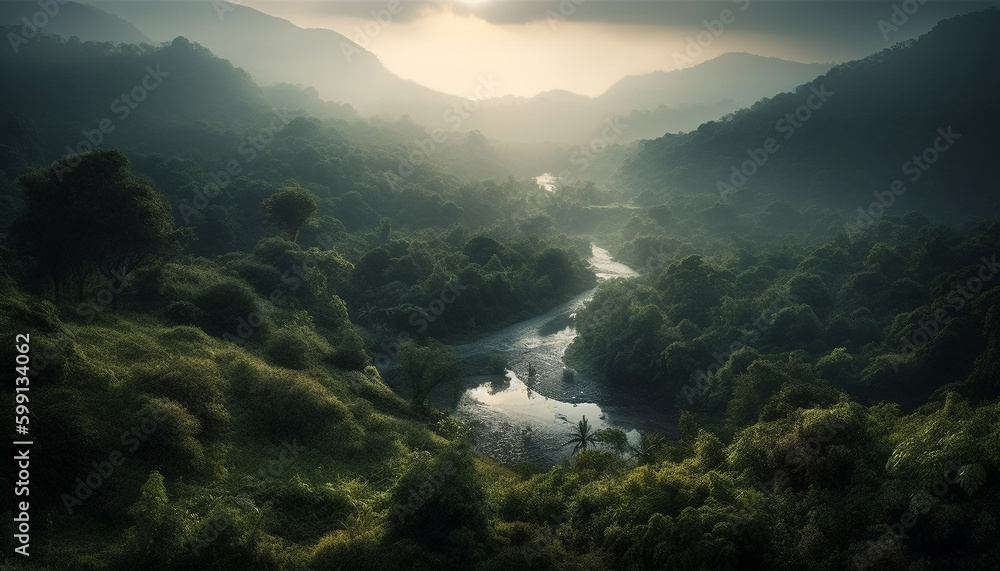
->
[445,245,678,468]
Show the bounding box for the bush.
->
[265,325,319,370]
[387,448,490,561]
[193,280,268,339]
[165,301,207,326]
[229,258,284,297]
[133,358,230,435]
[254,475,352,542]
[131,396,208,477]
[121,471,198,570]
[486,354,508,375]
[327,330,369,371]
[236,362,362,451]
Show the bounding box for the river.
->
[444,245,678,468]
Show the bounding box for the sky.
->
[241,1,996,98]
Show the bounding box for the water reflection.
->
[457,369,640,467]
[449,244,670,467]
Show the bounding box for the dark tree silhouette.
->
[260,184,317,243]
[12,149,183,301]
[398,338,460,410]
[564,415,598,454]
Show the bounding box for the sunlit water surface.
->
[446,245,676,467]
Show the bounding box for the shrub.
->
[165,301,207,326]
[131,396,207,477]
[486,354,508,375]
[193,280,268,339]
[121,471,198,569]
[265,325,319,370]
[327,329,369,371]
[254,475,352,542]
[228,258,284,297]
[237,365,362,452]
[133,358,230,436]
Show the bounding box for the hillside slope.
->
[0,0,152,45]
[620,9,1000,222]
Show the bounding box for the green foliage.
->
[121,471,197,569]
[193,279,269,338]
[593,427,629,456]
[133,357,230,435]
[396,338,461,409]
[388,449,491,565]
[11,148,183,301]
[265,323,327,370]
[564,416,599,454]
[232,356,360,448]
[131,396,209,477]
[5,21,1000,571]
[260,184,317,243]
[165,300,208,325]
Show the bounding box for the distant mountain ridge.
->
[88,0,448,117]
[63,1,832,144]
[0,0,152,45]
[619,9,1000,222]
[597,53,833,111]
[458,53,833,144]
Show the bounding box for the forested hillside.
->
[1,8,998,571]
[622,9,1000,222]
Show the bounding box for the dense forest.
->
[1,6,999,571]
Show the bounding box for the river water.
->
[446,245,677,468]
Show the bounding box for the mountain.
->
[79,2,834,145]
[87,0,456,118]
[0,32,292,161]
[438,55,834,145]
[620,9,1000,223]
[597,53,833,112]
[0,0,152,45]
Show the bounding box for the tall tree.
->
[564,416,598,454]
[260,184,317,243]
[398,338,460,410]
[12,149,182,301]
